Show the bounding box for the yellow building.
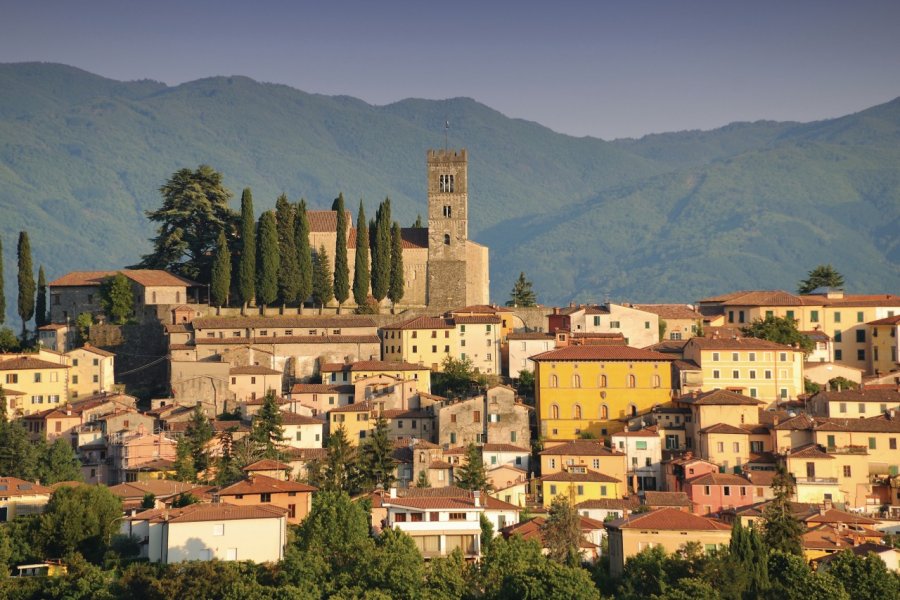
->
[697,290,900,373]
[540,468,622,507]
[539,439,627,486]
[0,477,53,521]
[683,337,804,403]
[786,444,871,508]
[328,403,374,446]
[0,355,70,416]
[381,314,501,375]
[532,346,674,441]
[867,315,899,376]
[321,359,433,395]
[65,345,115,400]
[675,389,771,466]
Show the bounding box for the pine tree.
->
[541,495,583,566]
[238,188,256,308]
[353,201,370,308]
[16,231,34,336]
[388,221,404,310]
[35,266,48,327]
[256,211,279,307]
[415,471,431,488]
[183,405,214,480]
[358,415,395,491]
[323,426,360,493]
[370,198,392,302]
[0,386,7,423]
[275,194,300,305]
[455,443,491,492]
[214,426,244,486]
[312,245,334,312]
[798,264,845,294]
[0,239,5,325]
[412,214,424,228]
[506,271,537,307]
[295,199,313,306]
[332,194,350,312]
[210,230,231,307]
[251,390,285,459]
[762,464,805,555]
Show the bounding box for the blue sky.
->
[2,0,899,138]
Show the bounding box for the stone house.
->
[435,386,531,448]
[215,475,316,524]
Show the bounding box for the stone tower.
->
[426,148,469,307]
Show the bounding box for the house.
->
[287,383,355,416]
[499,515,605,561]
[663,455,719,492]
[804,361,864,388]
[628,304,703,341]
[487,465,529,507]
[575,498,640,522]
[0,477,53,521]
[807,388,900,419]
[547,303,660,348]
[481,443,532,472]
[803,330,833,363]
[122,503,288,564]
[506,332,555,378]
[540,468,623,506]
[682,336,805,403]
[20,407,81,444]
[642,491,693,512]
[0,355,70,416]
[279,412,325,449]
[37,323,71,352]
[612,427,663,492]
[242,459,293,481]
[683,472,765,515]
[329,402,375,445]
[215,475,316,524]
[229,366,283,403]
[532,345,675,440]
[435,387,531,448]
[392,439,453,488]
[321,359,432,395]
[65,345,115,400]
[814,542,900,572]
[383,408,435,442]
[540,440,627,486]
[605,508,731,577]
[107,480,214,512]
[785,444,871,509]
[446,305,522,344]
[381,314,501,375]
[867,315,900,376]
[107,430,178,485]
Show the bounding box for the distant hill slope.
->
[0,63,897,324]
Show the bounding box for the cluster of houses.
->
[3,272,900,573]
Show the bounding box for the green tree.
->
[135,165,236,283]
[74,312,93,346]
[322,426,359,493]
[517,369,535,399]
[214,426,244,486]
[798,264,845,294]
[0,328,18,352]
[353,201,371,309]
[762,464,805,556]
[741,314,814,354]
[276,194,300,305]
[828,376,858,391]
[35,266,48,327]
[295,199,313,306]
[312,245,334,312]
[506,271,537,307]
[435,355,483,398]
[388,221,404,310]
[362,527,425,600]
[100,272,135,324]
[38,438,83,484]
[823,550,899,600]
[251,390,285,459]
[542,494,583,566]
[174,405,214,481]
[238,188,256,308]
[425,549,470,600]
[16,231,34,336]
[333,194,350,312]
[210,230,231,307]
[358,414,395,491]
[480,513,495,553]
[255,210,280,307]
[0,386,7,423]
[455,443,490,492]
[415,470,431,488]
[0,418,40,478]
[370,198,392,302]
[767,551,849,600]
[39,484,123,563]
[141,493,156,510]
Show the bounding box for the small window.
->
[444,234,450,245]
[213,524,225,536]
[843,465,851,477]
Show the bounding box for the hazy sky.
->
[2,0,899,139]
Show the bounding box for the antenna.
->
[444,119,450,150]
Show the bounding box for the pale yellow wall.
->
[140,285,187,306]
[684,346,804,402]
[787,452,871,508]
[540,453,626,486]
[0,493,51,519]
[695,404,759,429]
[813,430,900,473]
[1,364,69,415]
[700,432,750,470]
[869,324,899,375]
[329,413,372,446]
[458,322,500,375]
[608,527,731,577]
[163,516,285,563]
[570,305,659,348]
[326,366,432,394]
[230,373,283,402]
[541,479,622,506]
[382,327,458,372]
[66,349,114,400]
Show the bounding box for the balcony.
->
[794,477,838,485]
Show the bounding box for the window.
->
[835,349,843,360]
[733,442,740,452]
[712,353,720,362]
[610,321,620,328]
[728,311,734,324]
[593,316,601,326]
[713,370,720,379]
[748,352,756,362]
[786,310,795,321]
[260,493,272,503]
[442,204,452,217]
[811,310,819,323]
[432,345,437,353]
[600,404,609,420]
[749,370,756,380]
[213,524,225,536]
[717,442,724,453]
[636,440,648,450]
[5,374,17,384]
[869,437,876,450]
[600,485,607,496]
[704,485,711,495]
[732,370,740,379]
[92,375,98,383]
[550,374,558,387]
[551,404,559,419]
[857,349,865,361]
[645,321,650,329]
[473,411,481,423]
[739,311,745,323]
[857,311,864,323]
[751,441,763,453]
[628,374,636,388]
[511,431,517,443]
[573,374,581,387]
[843,466,851,477]
[827,434,836,448]
[573,404,582,419]
[440,174,455,193]
[764,370,772,380]
[549,485,557,496]
[412,345,417,353]
[577,485,584,495]
[652,374,661,388]
[724,486,731,496]
[288,504,296,520]
[450,433,457,444]
[599,374,607,387]
[732,352,739,361]
[856,329,866,343]
[443,234,450,245]
[34,373,41,383]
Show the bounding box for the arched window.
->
[599,374,607,388]
[549,374,558,388]
[629,404,637,417]
[551,404,560,419]
[573,404,582,419]
[600,404,609,420]
[572,374,581,388]
[628,374,636,388]
[652,374,661,388]
[444,233,451,245]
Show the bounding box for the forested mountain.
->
[0,62,897,322]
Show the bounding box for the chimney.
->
[552,307,560,316]
[823,498,833,511]
[473,490,481,507]
[773,415,779,427]
[389,487,397,499]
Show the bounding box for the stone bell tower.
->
[426,148,469,307]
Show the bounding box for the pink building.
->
[684,472,771,516]
[664,455,719,492]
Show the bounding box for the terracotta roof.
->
[382,315,454,331]
[0,356,69,371]
[673,359,702,371]
[280,412,323,426]
[217,474,316,496]
[499,516,602,548]
[38,323,68,331]
[428,460,454,469]
[645,339,690,353]
[741,470,776,486]
[575,497,640,510]
[607,507,731,531]
[330,401,373,413]
[320,360,427,372]
[283,447,328,461]
[129,502,288,524]
[810,388,900,404]
[482,443,530,453]
[385,494,490,511]
[541,469,620,483]
[195,334,381,346]
[382,408,431,419]
[688,337,796,351]
[699,423,750,435]
[229,365,282,376]
[612,426,659,438]
[698,290,805,307]
[804,508,878,525]
[193,315,376,329]
[71,344,116,358]
[392,438,441,450]
[165,323,192,333]
[821,294,900,308]
[788,444,835,459]
[242,459,292,472]
[0,477,52,497]
[868,315,900,326]
[643,491,693,507]
[21,407,80,420]
[680,389,763,406]
[531,345,674,362]
[540,440,624,457]
[801,330,831,342]
[49,269,198,288]
[629,304,703,320]
[814,542,898,564]
[290,383,353,394]
[306,209,352,232]
[107,480,205,499]
[813,414,900,433]
[686,473,751,486]
[448,304,515,315]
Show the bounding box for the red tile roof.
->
[217,474,316,496]
[0,356,70,371]
[868,315,900,326]
[804,508,878,525]
[575,497,640,510]
[613,426,659,438]
[129,503,288,523]
[482,443,530,453]
[608,507,731,530]
[453,315,502,325]
[541,469,620,483]
[680,389,762,406]
[629,304,704,320]
[49,269,197,287]
[531,345,674,362]
[699,423,750,435]
[642,491,693,507]
[290,383,352,394]
[242,459,292,472]
[788,444,835,459]
[382,315,454,331]
[320,360,427,372]
[0,477,52,497]
[229,365,282,376]
[194,334,380,345]
[688,337,796,351]
[540,440,624,456]
[686,472,751,486]
[74,344,116,358]
[280,412,323,426]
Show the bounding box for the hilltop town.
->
[0,148,898,597]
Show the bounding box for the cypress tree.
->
[295,200,313,306]
[388,221,404,309]
[210,230,231,307]
[35,266,48,327]
[0,238,5,325]
[370,198,392,301]
[238,188,256,308]
[312,245,334,312]
[352,201,370,308]
[332,194,350,311]
[16,231,34,336]
[256,211,279,308]
[275,194,300,305]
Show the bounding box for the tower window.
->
[440,174,455,193]
[444,234,450,245]
[443,205,452,218]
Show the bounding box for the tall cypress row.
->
[275,194,300,305]
[0,238,6,325]
[36,266,48,327]
[17,231,34,335]
[333,194,350,311]
[295,199,313,306]
[256,211,279,308]
[210,231,231,307]
[388,222,404,309]
[352,201,370,308]
[370,198,392,301]
[238,188,256,308]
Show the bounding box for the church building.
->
[308,148,489,308]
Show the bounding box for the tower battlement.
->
[427,148,467,163]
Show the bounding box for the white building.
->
[279,412,325,449]
[506,332,555,377]
[612,426,663,492]
[481,443,532,473]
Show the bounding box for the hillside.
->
[0,63,898,323]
